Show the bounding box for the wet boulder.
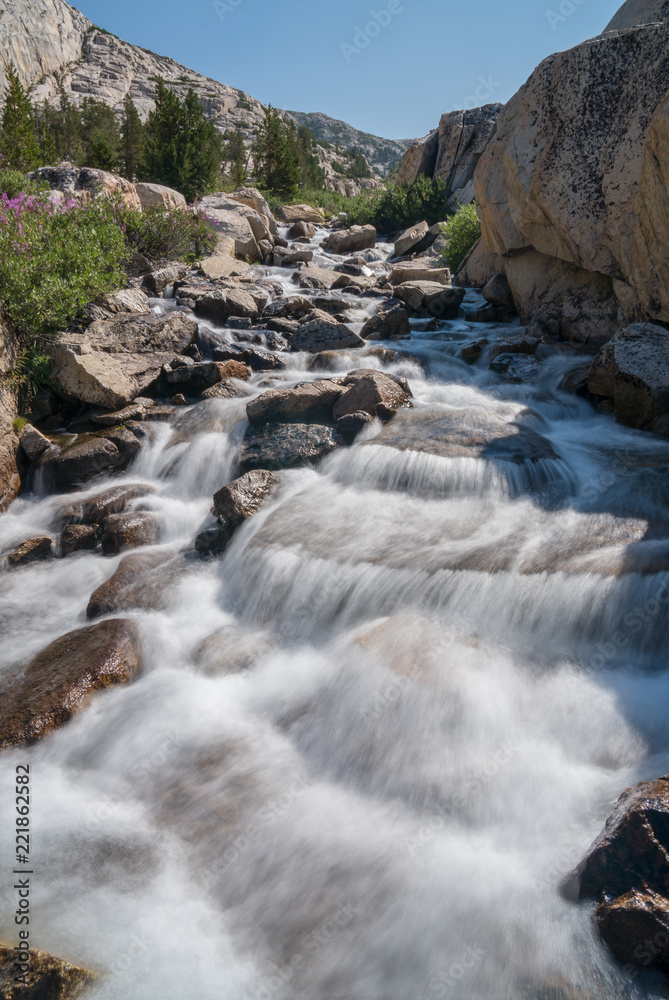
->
[264,295,313,320]
[0,941,95,999]
[60,523,99,556]
[58,484,154,526]
[462,339,489,364]
[194,525,234,557]
[212,469,280,529]
[333,370,410,422]
[201,379,252,400]
[90,399,153,427]
[86,551,181,619]
[574,775,669,902]
[246,379,345,426]
[100,512,160,556]
[335,410,374,444]
[0,619,141,748]
[490,353,543,384]
[361,299,412,340]
[327,225,376,255]
[5,536,54,567]
[194,624,276,676]
[290,313,365,354]
[273,245,313,266]
[212,344,286,372]
[595,889,669,975]
[38,437,127,493]
[293,267,350,291]
[588,324,669,434]
[240,422,340,472]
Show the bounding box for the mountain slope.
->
[282,110,413,177]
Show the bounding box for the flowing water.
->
[2,228,669,999]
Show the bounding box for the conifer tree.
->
[253,106,300,199]
[224,128,247,188]
[120,94,144,180]
[0,63,41,171]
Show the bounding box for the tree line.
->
[0,63,367,202]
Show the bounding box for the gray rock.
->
[19,423,52,461]
[145,263,189,295]
[588,323,669,432]
[212,469,279,527]
[240,422,340,471]
[246,379,345,426]
[290,314,365,354]
[212,344,285,371]
[195,287,266,325]
[361,299,412,340]
[328,225,376,255]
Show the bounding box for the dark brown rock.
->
[0,620,141,748]
[6,536,54,567]
[240,422,340,472]
[596,889,669,974]
[60,524,99,556]
[212,469,279,528]
[490,353,542,383]
[482,273,515,308]
[575,776,669,902]
[100,512,160,556]
[462,339,489,364]
[39,437,121,493]
[163,359,251,391]
[0,941,95,999]
[333,370,410,422]
[86,551,180,619]
[58,484,154,526]
[194,525,234,557]
[246,379,345,426]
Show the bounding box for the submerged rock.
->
[0,941,95,999]
[0,620,141,748]
[194,624,276,676]
[58,484,154,526]
[86,551,180,619]
[240,422,340,472]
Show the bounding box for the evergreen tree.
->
[141,80,222,202]
[120,94,144,180]
[0,63,41,171]
[224,128,247,188]
[253,106,300,199]
[80,96,121,169]
[55,93,84,163]
[34,100,58,165]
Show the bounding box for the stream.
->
[2,225,669,999]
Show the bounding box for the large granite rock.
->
[30,163,141,209]
[39,432,141,493]
[604,0,669,30]
[278,204,325,224]
[588,323,669,432]
[474,15,669,339]
[333,370,410,421]
[396,129,440,187]
[135,182,186,210]
[327,225,376,254]
[198,193,269,261]
[0,620,141,748]
[290,314,365,354]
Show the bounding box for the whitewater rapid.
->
[1,227,669,999]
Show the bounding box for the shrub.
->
[121,205,217,266]
[0,192,130,342]
[0,169,48,198]
[439,202,481,271]
[341,176,452,234]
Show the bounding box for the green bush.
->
[0,169,49,198]
[0,193,130,342]
[121,205,217,266]
[342,176,452,233]
[439,202,481,271]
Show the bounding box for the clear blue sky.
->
[70,0,623,139]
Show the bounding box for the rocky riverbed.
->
[1,207,669,999]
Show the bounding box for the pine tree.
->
[120,94,144,180]
[253,107,300,199]
[0,63,41,171]
[224,128,247,188]
[142,80,222,202]
[34,100,58,165]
